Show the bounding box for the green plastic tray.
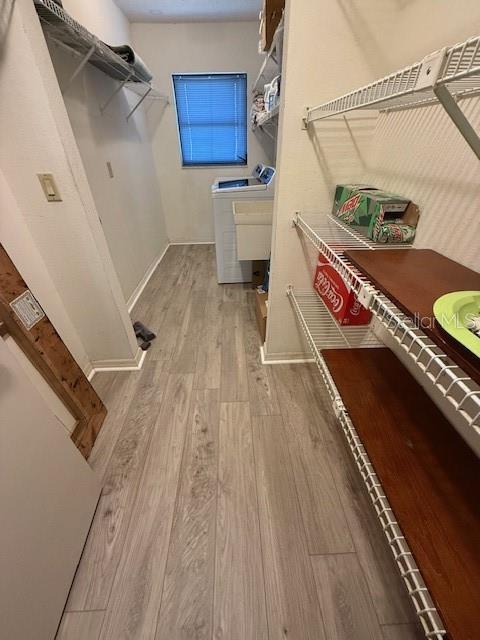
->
[433,291,480,359]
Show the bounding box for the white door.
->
[0,336,100,640]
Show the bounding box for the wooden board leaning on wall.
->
[0,244,106,459]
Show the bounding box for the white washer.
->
[211,164,275,283]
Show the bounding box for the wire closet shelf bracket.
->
[292,212,480,447]
[33,0,168,120]
[302,36,480,160]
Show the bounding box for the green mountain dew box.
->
[332,184,420,244]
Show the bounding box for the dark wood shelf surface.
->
[344,249,480,385]
[322,347,480,640]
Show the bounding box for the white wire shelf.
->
[303,35,480,159]
[33,0,168,119]
[255,104,280,127]
[253,104,280,141]
[305,37,480,119]
[287,286,446,640]
[287,289,381,349]
[293,212,480,451]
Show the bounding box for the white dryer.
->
[211,164,275,283]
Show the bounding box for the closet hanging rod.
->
[47,33,168,117]
[34,0,168,119]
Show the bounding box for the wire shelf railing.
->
[33,0,168,119]
[293,212,480,446]
[287,286,447,640]
[303,35,480,160]
[305,36,480,123]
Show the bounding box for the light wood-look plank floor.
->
[57,245,424,640]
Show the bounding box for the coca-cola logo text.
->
[350,298,362,316]
[315,270,344,313]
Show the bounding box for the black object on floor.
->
[133,321,156,343]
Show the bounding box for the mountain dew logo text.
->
[373,205,384,239]
[338,194,361,222]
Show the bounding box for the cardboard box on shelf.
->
[313,252,372,326]
[333,184,420,244]
[332,184,376,218]
[260,0,284,51]
[255,290,268,342]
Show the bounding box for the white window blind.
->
[173,73,247,166]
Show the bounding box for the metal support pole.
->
[62,45,95,94]
[100,72,133,114]
[434,84,480,161]
[48,34,84,59]
[126,86,152,121]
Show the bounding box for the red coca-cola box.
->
[313,253,372,326]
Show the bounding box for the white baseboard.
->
[87,347,147,381]
[86,242,214,382]
[260,344,315,365]
[125,242,217,313]
[83,361,94,380]
[127,241,213,314]
[85,245,169,381]
[169,241,214,245]
[127,244,170,314]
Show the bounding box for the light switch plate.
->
[37,173,62,202]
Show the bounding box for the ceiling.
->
[114,0,262,22]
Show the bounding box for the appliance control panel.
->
[252,163,265,179]
[259,166,276,185]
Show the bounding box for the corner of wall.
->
[0,0,139,369]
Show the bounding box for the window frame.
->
[171,72,248,169]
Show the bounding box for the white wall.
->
[265,0,480,360]
[0,0,139,372]
[131,21,272,243]
[0,169,91,373]
[57,0,169,304]
[62,0,131,45]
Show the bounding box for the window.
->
[173,73,247,167]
